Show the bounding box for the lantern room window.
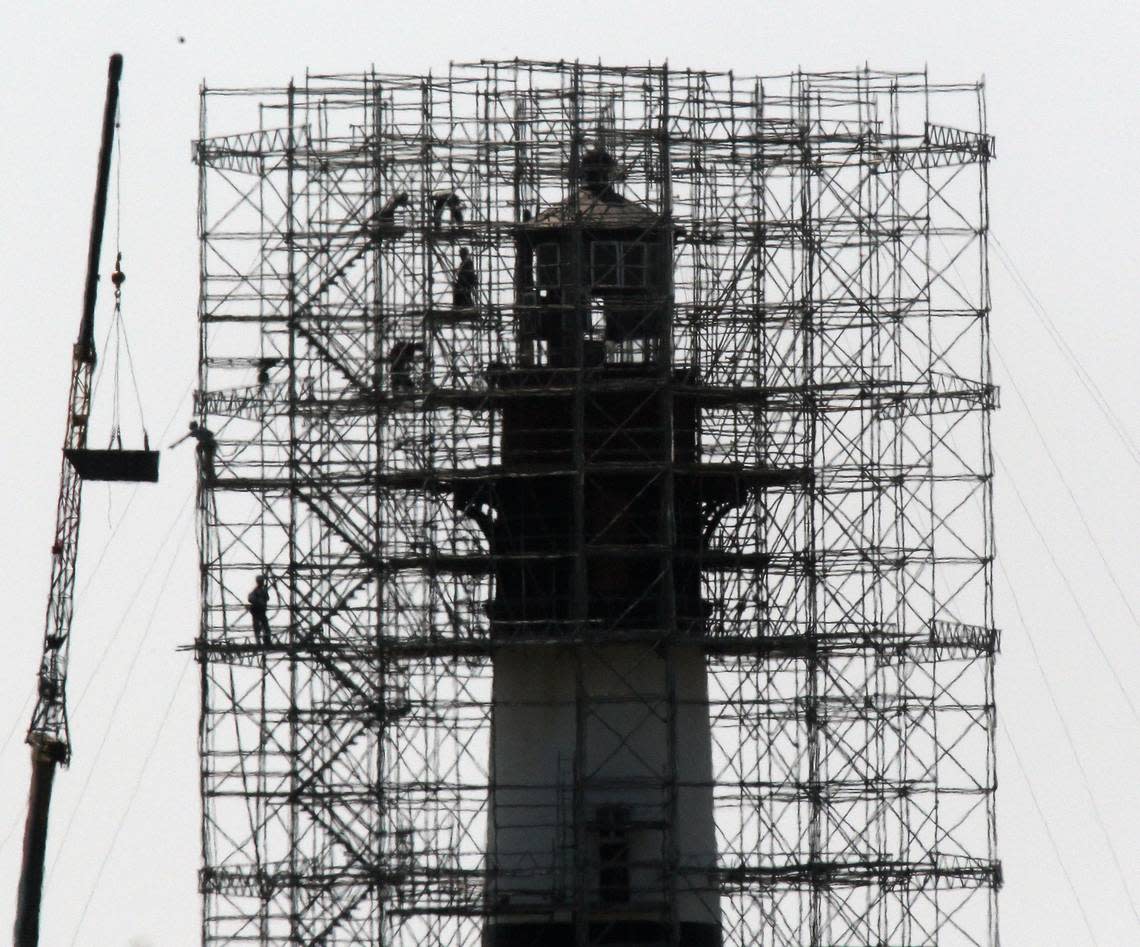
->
[535,243,560,287]
[592,241,620,287]
[622,242,647,287]
[591,240,647,289]
[597,804,632,904]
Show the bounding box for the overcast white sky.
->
[1,2,1137,944]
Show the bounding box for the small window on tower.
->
[591,241,620,288]
[536,243,560,288]
[597,804,631,904]
[622,242,647,288]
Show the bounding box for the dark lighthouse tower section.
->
[454,149,737,947]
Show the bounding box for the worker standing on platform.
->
[248,574,271,646]
[171,420,218,484]
[454,247,477,308]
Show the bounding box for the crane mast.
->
[14,53,124,947]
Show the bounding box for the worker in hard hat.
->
[248,574,272,646]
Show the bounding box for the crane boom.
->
[14,53,124,947]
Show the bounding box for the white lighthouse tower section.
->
[488,643,720,929]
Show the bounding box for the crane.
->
[13,53,159,947]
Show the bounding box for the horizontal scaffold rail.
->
[193,375,996,418]
[200,465,990,495]
[720,855,1001,891]
[193,122,993,176]
[191,619,998,665]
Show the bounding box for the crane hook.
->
[111,252,126,289]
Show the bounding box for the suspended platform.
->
[65,448,159,483]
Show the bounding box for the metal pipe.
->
[78,52,123,360]
[13,741,63,947]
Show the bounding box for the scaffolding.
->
[193,60,998,947]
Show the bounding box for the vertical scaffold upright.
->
[193,60,998,947]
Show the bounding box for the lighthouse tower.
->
[195,62,1000,947]
[453,147,736,947]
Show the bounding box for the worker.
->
[377,190,410,221]
[387,340,424,392]
[171,420,218,484]
[248,574,271,646]
[454,248,477,308]
[432,190,464,228]
[256,356,281,386]
[369,191,410,241]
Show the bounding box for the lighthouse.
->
[196,61,1000,947]
[453,146,738,947]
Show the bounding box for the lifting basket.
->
[65,448,160,483]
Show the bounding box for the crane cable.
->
[45,500,194,888]
[104,105,150,452]
[0,379,194,860]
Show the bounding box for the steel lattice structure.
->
[193,60,998,947]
